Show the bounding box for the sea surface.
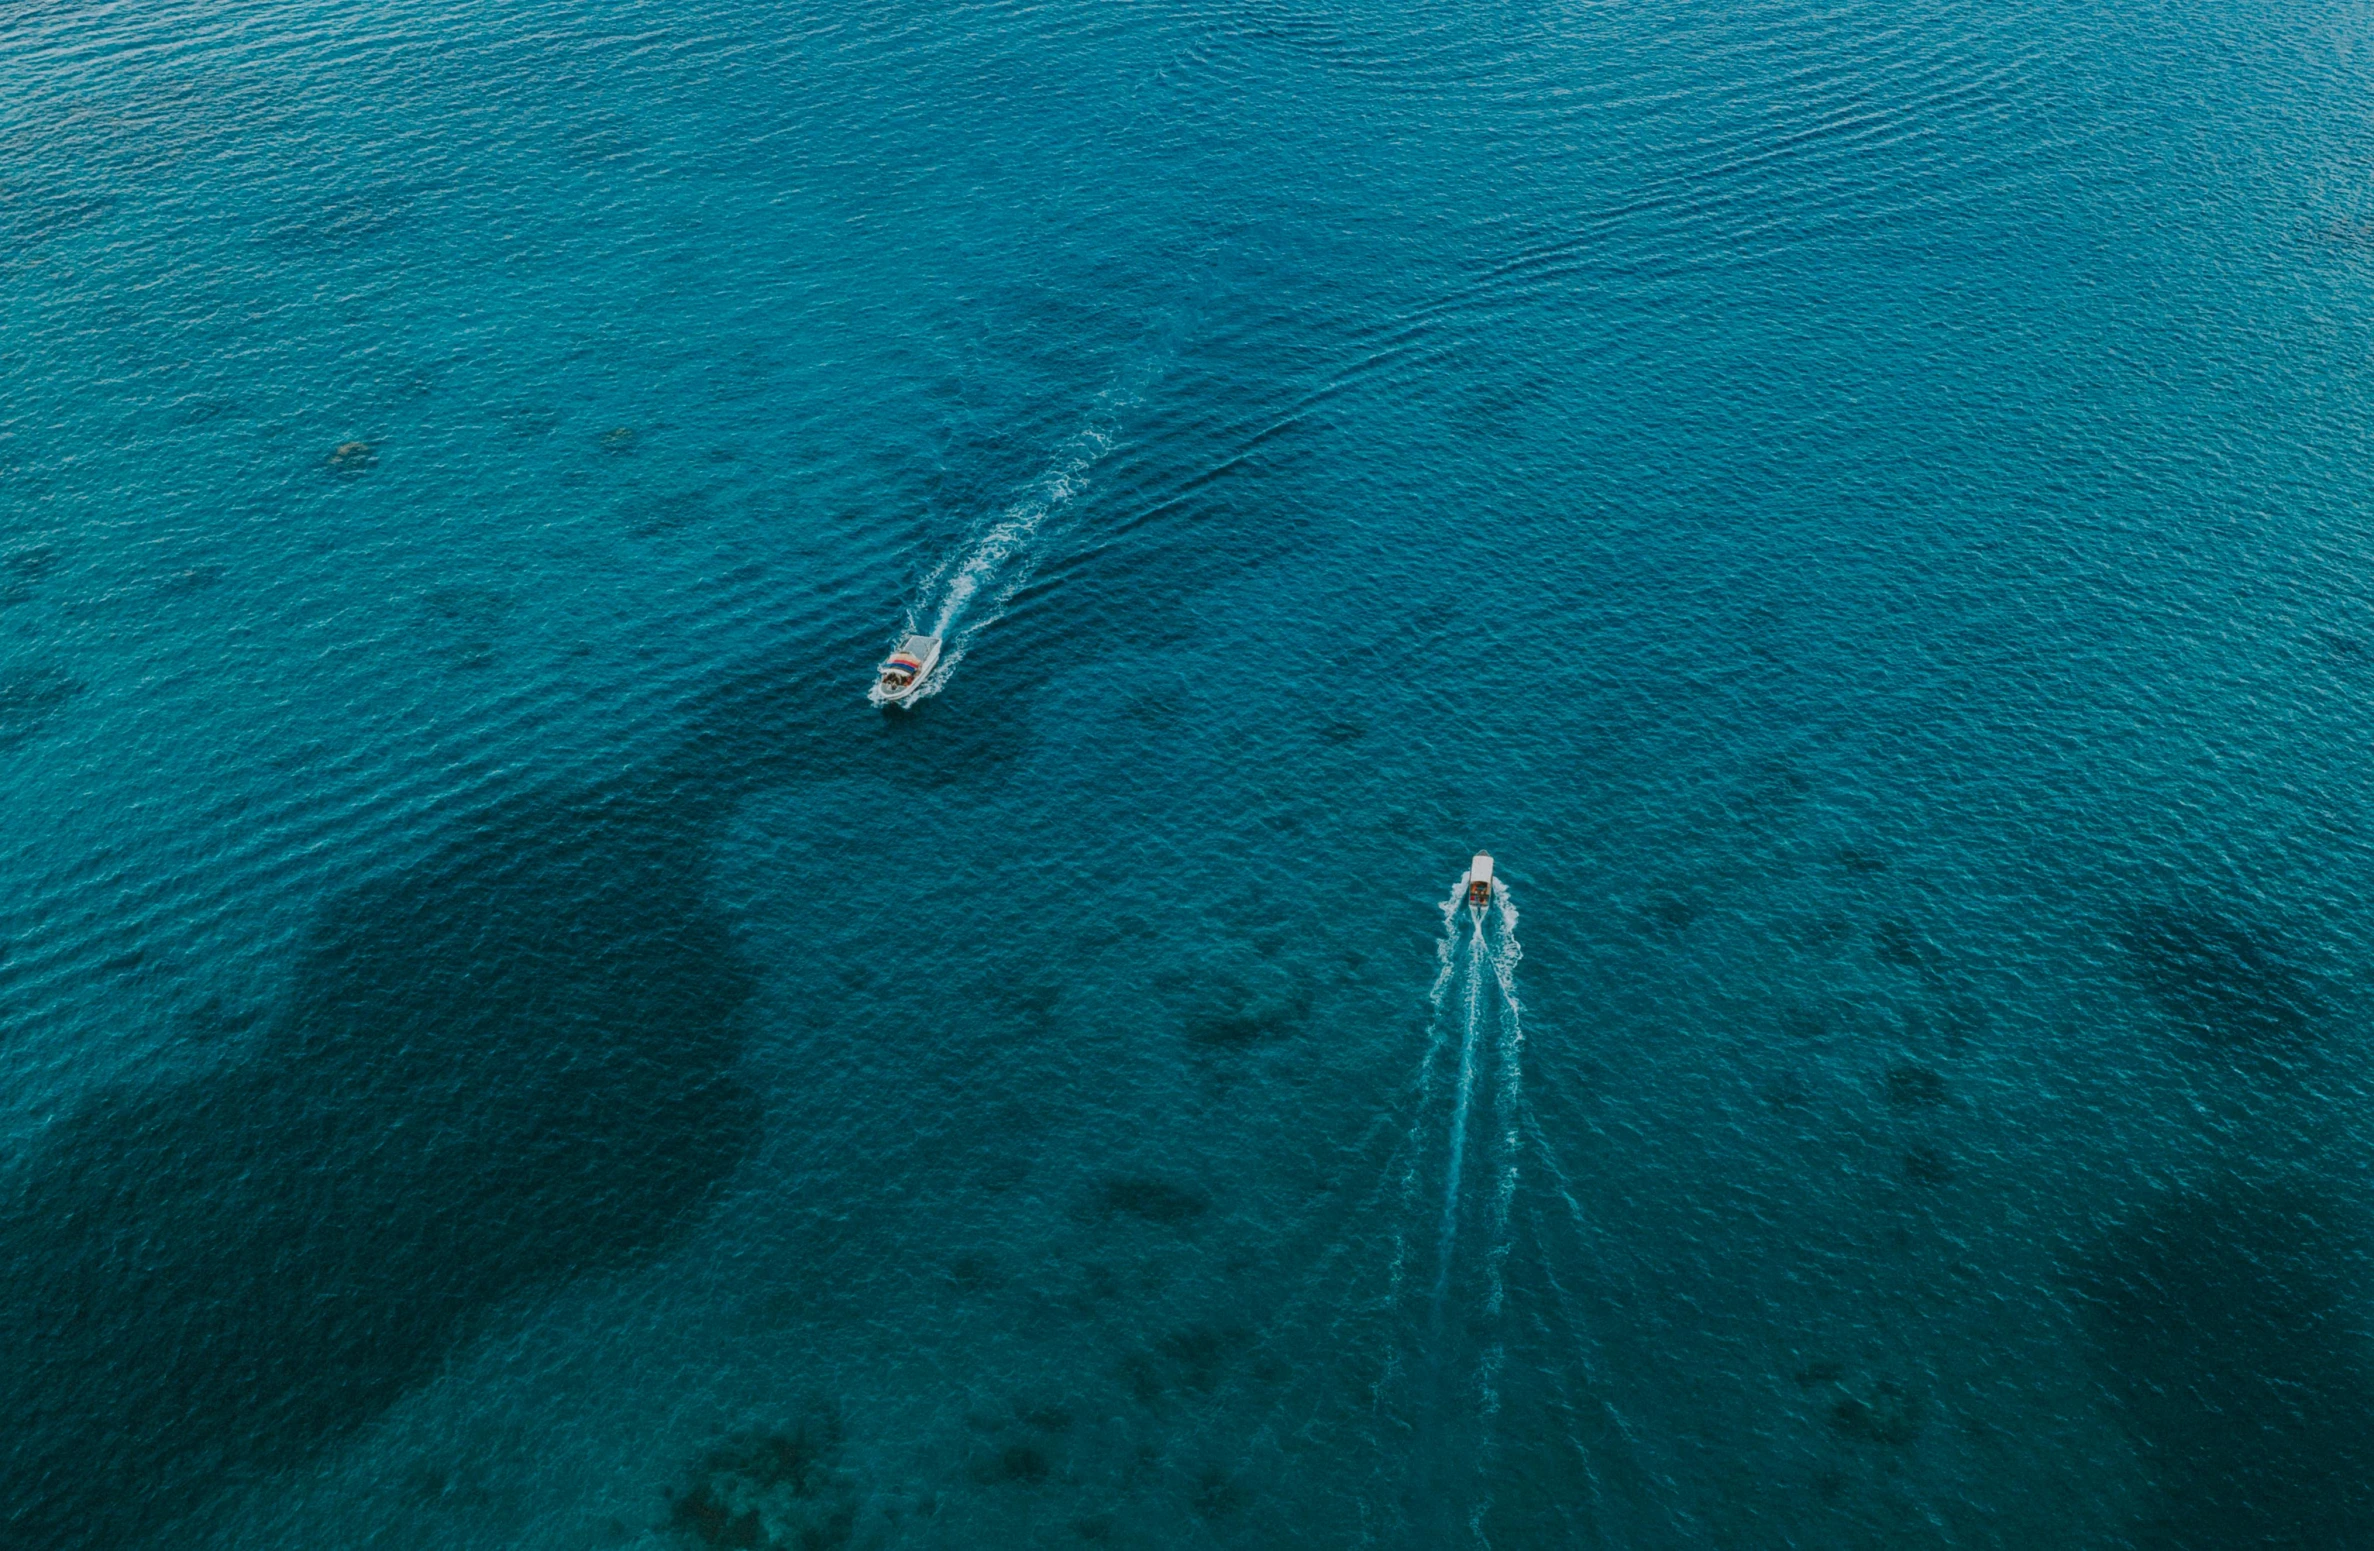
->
[8,0,2374,1545]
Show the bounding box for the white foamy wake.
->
[1433,907,1488,1309]
[1484,877,1524,1315]
[1478,876,1524,1427]
[1388,874,1477,1306]
[869,377,1143,707]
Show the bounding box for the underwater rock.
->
[621,485,716,538]
[1885,1063,1946,1107]
[1796,913,1854,952]
[0,664,83,751]
[419,586,511,670]
[945,1251,1001,1293]
[327,439,376,472]
[2123,905,2315,1047]
[667,1415,858,1551]
[971,1442,1053,1487]
[1,544,59,607]
[1937,993,1989,1055]
[601,426,638,452]
[1121,1324,1251,1404]
[1017,1403,1074,1433]
[1184,975,1308,1049]
[1724,759,1811,823]
[1192,1466,1248,1518]
[1900,1144,1952,1185]
[1647,896,1699,931]
[1827,1381,1921,1446]
[1871,918,1935,972]
[1095,1176,1209,1224]
[2075,1179,2374,1548]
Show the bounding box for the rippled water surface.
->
[9,0,2374,1544]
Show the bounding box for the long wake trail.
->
[873,369,1152,706]
[1401,871,1528,1546]
[1432,906,1488,1314]
[1389,876,1472,1307]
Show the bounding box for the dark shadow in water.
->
[1094,1176,1210,1225]
[0,638,1039,1549]
[0,664,84,751]
[2073,1179,2374,1550]
[665,1408,858,1551]
[0,778,766,1550]
[1,544,61,607]
[2123,905,2317,1048]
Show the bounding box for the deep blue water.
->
[9,0,2374,1544]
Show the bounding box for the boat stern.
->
[874,633,944,704]
[1467,852,1493,908]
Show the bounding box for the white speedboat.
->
[1466,852,1494,909]
[874,633,942,706]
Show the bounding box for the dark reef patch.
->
[1900,1144,1952,1186]
[1095,1175,1210,1224]
[0,779,765,1549]
[666,1412,857,1551]
[1185,979,1309,1050]
[972,1441,1054,1487]
[1646,895,1699,931]
[327,439,377,474]
[1826,1381,1921,1446]
[0,184,113,248]
[264,184,415,250]
[1192,1465,1248,1518]
[2073,1179,2374,1549]
[1871,918,1936,973]
[418,585,513,671]
[1122,1324,1252,1403]
[2123,905,2316,1047]
[0,664,85,751]
[621,484,720,539]
[0,544,60,606]
[1723,759,1811,824]
[1884,1063,1946,1107]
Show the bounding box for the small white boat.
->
[1466,853,1494,909]
[874,633,942,706]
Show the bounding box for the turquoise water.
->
[9,0,2374,1543]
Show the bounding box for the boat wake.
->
[1433,902,1489,1313]
[869,377,1142,707]
[1373,859,1528,1541]
[1389,875,1472,1304]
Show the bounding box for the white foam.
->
[1485,874,1524,1316]
[1389,873,1480,1307]
[1433,911,1488,1308]
[872,366,1155,706]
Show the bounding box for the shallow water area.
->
[10,0,2374,1544]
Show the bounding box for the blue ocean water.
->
[9,0,2374,1543]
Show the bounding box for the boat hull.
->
[870,634,944,707]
